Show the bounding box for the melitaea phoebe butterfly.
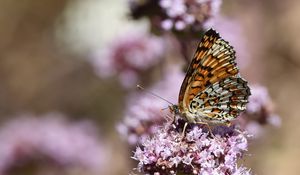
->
[171,29,251,125]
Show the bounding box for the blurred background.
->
[0,0,299,175]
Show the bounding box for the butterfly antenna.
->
[136,85,174,106]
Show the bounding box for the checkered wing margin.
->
[178,29,250,122]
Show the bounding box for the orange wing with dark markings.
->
[177,29,250,122]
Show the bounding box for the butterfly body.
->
[173,29,251,125]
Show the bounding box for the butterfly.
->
[171,29,251,125]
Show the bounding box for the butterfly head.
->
[169,104,180,115]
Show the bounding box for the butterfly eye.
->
[169,105,180,114]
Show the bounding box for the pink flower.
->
[0,113,105,174]
[133,121,251,175]
[129,0,222,32]
[91,31,166,88]
[247,85,271,113]
[159,0,222,31]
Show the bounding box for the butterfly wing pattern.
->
[177,29,251,124]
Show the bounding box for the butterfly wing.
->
[189,77,250,122]
[178,29,250,122]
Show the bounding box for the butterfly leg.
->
[180,121,214,139]
[181,122,188,139]
[225,120,231,127]
[195,121,215,137]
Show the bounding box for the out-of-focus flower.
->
[117,66,184,145]
[238,85,281,137]
[129,0,222,34]
[0,113,106,175]
[133,120,251,175]
[90,31,166,88]
[159,0,221,31]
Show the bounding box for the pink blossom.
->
[129,0,222,32]
[0,113,105,174]
[91,31,166,88]
[133,121,251,175]
[159,0,222,31]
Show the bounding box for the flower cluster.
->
[117,67,184,145]
[133,121,251,175]
[91,31,165,88]
[0,113,105,174]
[159,0,222,31]
[129,0,221,33]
